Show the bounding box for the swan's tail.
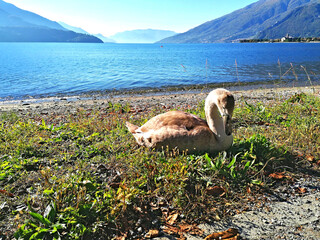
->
[126,122,154,147]
[126,121,139,133]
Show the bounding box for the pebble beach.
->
[1,85,319,116]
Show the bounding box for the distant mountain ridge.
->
[0,0,102,43]
[110,29,177,43]
[93,33,115,43]
[159,0,319,43]
[58,21,88,34]
[59,22,115,43]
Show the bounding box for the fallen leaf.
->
[206,186,226,197]
[179,224,203,235]
[115,234,127,240]
[294,150,304,158]
[306,155,315,162]
[296,187,307,193]
[205,228,240,240]
[145,229,160,238]
[0,189,14,197]
[163,225,179,235]
[269,172,285,180]
[134,206,143,213]
[167,213,179,225]
[163,223,203,238]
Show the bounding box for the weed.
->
[0,90,319,239]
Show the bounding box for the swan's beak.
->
[223,114,232,136]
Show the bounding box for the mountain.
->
[0,0,102,43]
[58,21,88,34]
[256,2,320,39]
[58,22,115,43]
[110,29,177,43]
[159,0,319,43]
[0,27,103,42]
[0,0,65,30]
[92,33,115,43]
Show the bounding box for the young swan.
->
[126,88,235,154]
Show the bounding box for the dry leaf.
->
[205,228,240,240]
[296,187,307,193]
[115,234,126,240]
[145,229,160,238]
[206,186,226,196]
[167,213,179,225]
[134,206,143,213]
[179,224,203,235]
[0,189,14,197]
[269,172,285,180]
[163,223,203,237]
[306,155,315,162]
[295,150,304,158]
[163,225,179,235]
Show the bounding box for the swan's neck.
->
[204,90,234,151]
[205,102,226,140]
[205,101,233,151]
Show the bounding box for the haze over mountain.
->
[110,29,177,43]
[159,0,319,43]
[59,22,115,43]
[58,21,88,34]
[93,33,115,43]
[0,0,102,43]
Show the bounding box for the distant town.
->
[240,34,320,43]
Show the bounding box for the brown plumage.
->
[126,88,235,154]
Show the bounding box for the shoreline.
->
[0,83,319,116]
[1,78,319,105]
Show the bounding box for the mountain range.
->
[110,29,177,43]
[1,0,319,44]
[58,22,115,43]
[159,0,320,43]
[0,0,102,43]
[58,22,176,43]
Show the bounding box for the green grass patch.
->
[0,93,319,239]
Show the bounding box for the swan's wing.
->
[127,111,214,150]
[135,111,214,149]
[140,111,208,132]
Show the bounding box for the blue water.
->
[0,42,320,100]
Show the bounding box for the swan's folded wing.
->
[140,111,208,133]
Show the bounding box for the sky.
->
[6,0,258,37]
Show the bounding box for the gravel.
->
[195,177,320,239]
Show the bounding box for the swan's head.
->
[207,88,235,136]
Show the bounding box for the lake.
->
[0,42,319,100]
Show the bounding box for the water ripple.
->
[0,43,319,99]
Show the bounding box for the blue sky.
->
[7,0,258,36]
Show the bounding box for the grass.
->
[0,91,319,239]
